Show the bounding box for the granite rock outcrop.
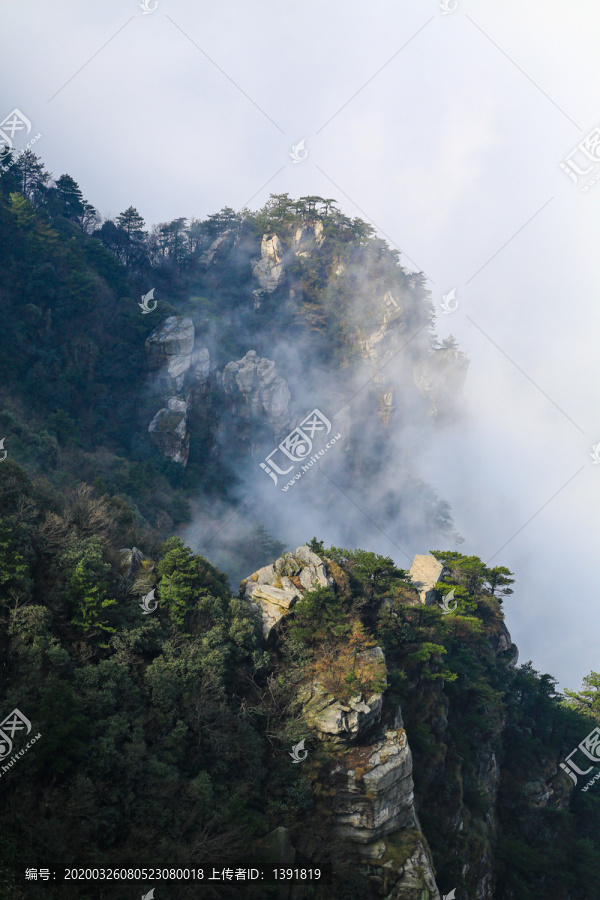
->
[219,349,292,439]
[408,554,446,605]
[240,544,333,638]
[251,233,285,307]
[199,230,233,267]
[145,316,210,466]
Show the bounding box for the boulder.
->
[119,546,143,579]
[294,545,324,568]
[148,397,190,466]
[409,554,445,605]
[241,545,334,638]
[145,316,197,394]
[252,583,301,610]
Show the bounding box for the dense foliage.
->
[1,151,599,899]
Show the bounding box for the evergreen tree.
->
[47,174,85,220]
[116,205,145,241]
[564,671,600,719]
[485,565,515,599]
[115,205,147,266]
[440,334,459,351]
[11,150,49,204]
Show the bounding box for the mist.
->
[3,0,600,692]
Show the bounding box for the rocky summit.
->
[241,545,333,638]
[234,544,525,898]
[0,176,595,900]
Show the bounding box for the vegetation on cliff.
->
[1,152,599,899]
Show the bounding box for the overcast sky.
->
[3,0,600,692]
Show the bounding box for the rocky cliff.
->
[240,546,453,898]
[237,542,532,900]
[217,349,292,440]
[145,315,210,465]
[144,217,469,472]
[2,175,596,900]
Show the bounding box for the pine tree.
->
[50,174,85,220]
[11,150,49,204]
[115,206,147,266]
[116,206,145,241]
[564,672,600,719]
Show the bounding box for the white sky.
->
[3,0,600,691]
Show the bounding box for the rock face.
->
[145,317,210,390]
[489,620,519,665]
[250,223,327,307]
[146,316,195,393]
[414,348,470,417]
[148,397,189,465]
[242,545,441,898]
[145,317,210,466]
[382,840,441,900]
[359,291,405,425]
[409,554,445,605]
[199,230,232,267]
[360,292,404,366]
[291,220,324,256]
[329,722,440,898]
[220,349,292,438]
[298,663,441,897]
[240,545,333,638]
[251,233,285,306]
[298,649,385,743]
[190,346,210,385]
[333,728,417,843]
[145,327,294,467]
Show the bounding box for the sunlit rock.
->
[240,545,334,638]
[409,554,445,605]
[252,233,285,293]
